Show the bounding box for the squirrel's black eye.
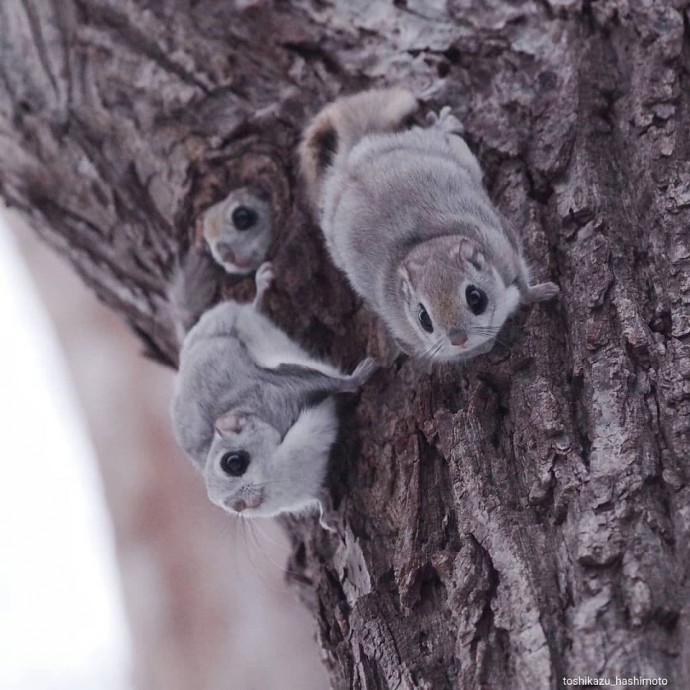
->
[418,304,434,333]
[220,451,250,477]
[231,205,258,231]
[465,285,488,315]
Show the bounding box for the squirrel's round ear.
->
[214,409,248,436]
[398,263,413,299]
[454,238,485,270]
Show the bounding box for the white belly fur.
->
[235,306,344,377]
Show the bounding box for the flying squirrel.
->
[169,253,375,521]
[299,88,559,362]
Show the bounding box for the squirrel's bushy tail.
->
[299,87,418,206]
[168,250,219,349]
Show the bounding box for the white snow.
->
[0,218,132,690]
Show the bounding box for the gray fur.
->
[170,260,376,518]
[301,90,559,362]
[168,250,220,347]
[202,187,272,276]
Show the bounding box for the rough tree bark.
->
[1,1,689,688]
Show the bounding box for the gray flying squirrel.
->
[170,254,376,520]
[300,88,559,362]
[202,187,272,276]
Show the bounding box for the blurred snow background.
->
[0,209,326,690]
[0,216,131,690]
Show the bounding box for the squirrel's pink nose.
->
[219,246,236,263]
[232,493,264,513]
[217,244,253,269]
[449,329,467,346]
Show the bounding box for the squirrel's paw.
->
[337,357,378,393]
[254,261,274,293]
[426,106,464,136]
[253,262,274,309]
[526,281,560,304]
[350,357,378,385]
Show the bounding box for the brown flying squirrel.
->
[300,88,559,362]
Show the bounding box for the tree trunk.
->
[2,1,689,688]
